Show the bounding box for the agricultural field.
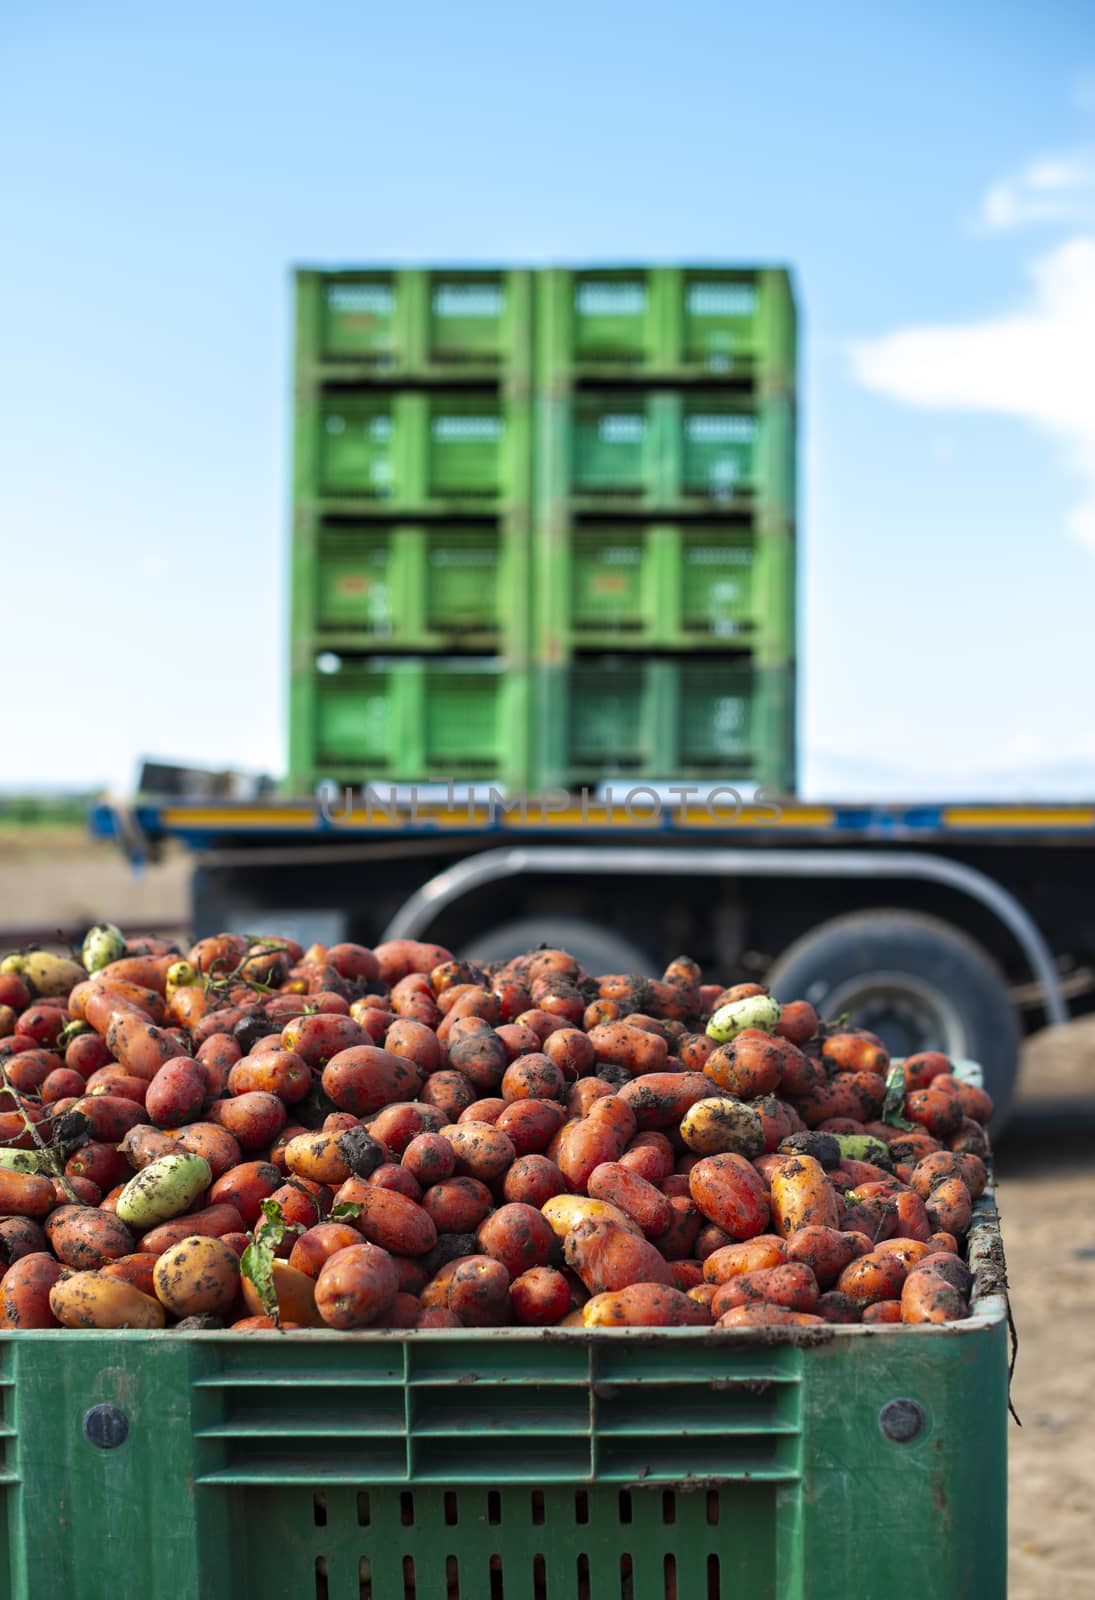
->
[0,826,188,935]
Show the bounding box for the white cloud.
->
[978,148,1095,231]
[850,236,1095,550]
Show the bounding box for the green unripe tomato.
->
[0,1149,49,1174]
[706,994,782,1043]
[115,1153,212,1229]
[81,923,127,974]
[833,1134,893,1168]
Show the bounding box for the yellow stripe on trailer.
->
[156,802,1093,836]
[494,805,835,828]
[673,805,835,828]
[159,802,839,832]
[160,808,317,829]
[942,806,1095,830]
[483,804,836,828]
[328,809,405,829]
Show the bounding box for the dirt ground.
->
[0,828,189,933]
[2,828,1093,1594]
[1000,1019,1095,1600]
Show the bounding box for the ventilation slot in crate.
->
[240,1483,779,1599]
[194,1353,412,1485]
[0,1367,16,1485]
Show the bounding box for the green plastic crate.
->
[293,656,529,790]
[561,391,793,514]
[0,1191,1006,1599]
[537,521,794,656]
[536,656,794,788]
[290,263,798,802]
[309,523,519,650]
[537,265,795,386]
[314,391,529,511]
[297,268,533,377]
[571,393,651,496]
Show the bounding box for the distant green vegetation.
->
[0,793,100,829]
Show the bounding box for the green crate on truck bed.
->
[297,268,533,378]
[536,656,795,790]
[0,1190,1007,1600]
[308,389,531,512]
[537,265,795,386]
[537,519,794,656]
[290,261,797,798]
[540,389,794,515]
[290,655,529,792]
[301,520,527,653]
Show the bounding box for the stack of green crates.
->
[288,266,796,795]
[289,269,534,792]
[533,267,796,793]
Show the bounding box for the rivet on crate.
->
[82,1403,129,1450]
[878,1398,927,1443]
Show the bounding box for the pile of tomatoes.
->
[0,931,992,1332]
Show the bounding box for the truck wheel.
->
[461,916,657,978]
[765,909,1020,1127]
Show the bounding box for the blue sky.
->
[3,1,1094,799]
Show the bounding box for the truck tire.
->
[461,916,657,979]
[765,909,1020,1128]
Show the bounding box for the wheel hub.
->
[808,970,968,1061]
